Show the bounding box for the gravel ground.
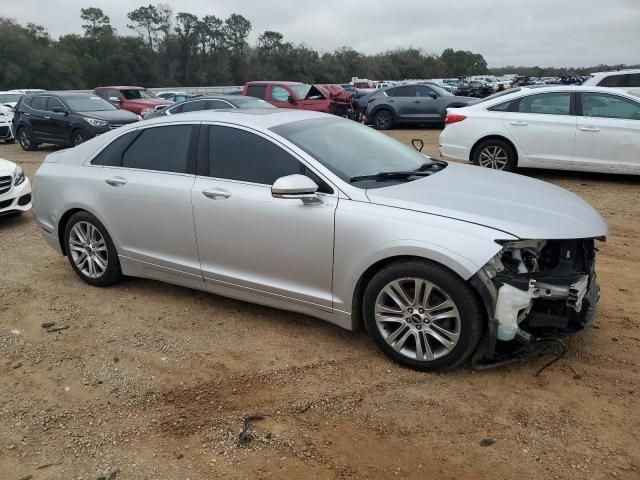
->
[0,129,639,480]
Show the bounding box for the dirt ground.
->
[1,129,639,480]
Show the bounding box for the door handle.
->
[509,121,528,126]
[413,100,421,103]
[105,177,127,187]
[202,188,231,200]
[388,100,394,103]
[43,116,51,119]
[579,127,600,132]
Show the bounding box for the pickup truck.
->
[93,86,171,115]
[243,81,355,118]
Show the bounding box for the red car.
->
[243,81,355,118]
[93,86,171,116]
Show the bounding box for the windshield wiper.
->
[349,170,433,183]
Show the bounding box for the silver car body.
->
[33,110,608,335]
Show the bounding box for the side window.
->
[30,96,47,111]
[122,125,194,173]
[92,131,139,166]
[208,126,302,185]
[488,100,514,112]
[270,86,290,102]
[598,75,625,88]
[246,85,267,99]
[46,97,65,112]
[390,86,414,97]
[178,100,209,113]
[384,88,396,97]
[581,93,640,120]
[517,93,571,115]
[627,74,640,88]
[414,86,435,97]
[208,100,233,109]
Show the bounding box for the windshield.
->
[271,117,431,184]
[65,95,117,112]
[290,85,311,99]
[0,93,22,104]
[121,89,157,100]
[233,97,277,109]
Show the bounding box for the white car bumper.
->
[0,176,32,216]
[0,118,14,141]
[439,127,472,161]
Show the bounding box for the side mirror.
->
[287,94,296,104]
[272,174,321,205]
[428,92,438,99]
[109,96,120,103]
[52,106,68,115]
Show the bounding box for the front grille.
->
[0,125,10,138]
[0,175,12,195]
[0,198,14,209]
[18,194,31,206]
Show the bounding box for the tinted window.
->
[488,100,514,112]
[175,100,209,113]
[208,100,233,109]
[107,89,120,101]
[388,86,413,97]
[598,75,625,88]
[246,85,267,99]
[628,74,640,88]
[581,93,640,120]
[122,125,193,173]
[414,86,436,97]
[208,126,301,185]
[271,86,290,102]
[92,131,139,166]
[46,97,66,112]
[517,93,571,115]
[30,96,47,111]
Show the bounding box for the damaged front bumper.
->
[471,238,601,366]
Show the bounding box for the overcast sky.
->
[3,0,639,67]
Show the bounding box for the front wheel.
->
[71,129,90,146]
[363,260,483,371]
[64,211,123,286]
[472,139,517,172]
[17,127,38,151]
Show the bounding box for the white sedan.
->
[0,158,32,217]
[439,86,640,174]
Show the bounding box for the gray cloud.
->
[3,0,639,67]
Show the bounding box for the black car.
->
[13,92,139,151]
[142,94,276,119]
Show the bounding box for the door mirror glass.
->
[272,174,321,204]
[109,96,120,103]
[288,94,296,104]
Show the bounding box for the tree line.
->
[0,5,635,90]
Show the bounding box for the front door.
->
[45,97,72,142]
[573,92,640,174]
[192,124,337,310]
[412,85,441,122]
[502,91,577,168]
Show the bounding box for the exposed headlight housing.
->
[84,117,109,127]
[14,165,25,186]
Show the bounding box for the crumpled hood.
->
[365,162,608,240]
[313,84,351,103]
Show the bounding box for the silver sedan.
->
[33,110,608,370]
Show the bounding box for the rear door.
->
[573,92,640,173]
[502,91,577,168]
[385,85,415,120]
[27,95,50,139]
[93,123,202,279]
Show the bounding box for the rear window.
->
[517,92,572,115]
[92,131,139,166]
[122,125,193,173]
[30,96,47,110]
[488,100,515,112]
[628,74,640,88]
[598,74,626,88]
[246,85,267,99]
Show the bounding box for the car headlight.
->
[84,117,109,127]
[14,165,25,186]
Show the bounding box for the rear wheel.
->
[17,127,38,151]
[373,109,393,130]
[473,139,517,172]
[64,211,123,286]
[363,260,483,371]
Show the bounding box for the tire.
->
[373,109,393,130]
[5,138,15,144]
[17,127,38,151]
[472,139,517,172]
[71,129,90,146]
[363,260,483,371]
[63,211,123,287]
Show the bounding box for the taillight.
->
[445,114,466,125]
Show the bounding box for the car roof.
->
[95,86,145,90]
[245,81,304,86]
[142,108,331,129]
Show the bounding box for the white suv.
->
[583,69,640,94]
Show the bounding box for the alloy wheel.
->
[375,111,392,129]
[68,221,109,279]
[478,145,508,170]
[19,130,31,149]
[374,277,461,362]
[73,132,87,146]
